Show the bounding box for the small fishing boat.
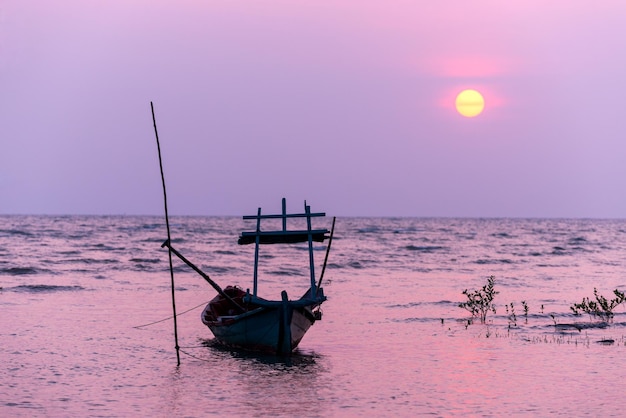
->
[163,198,334,355]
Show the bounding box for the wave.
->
[65,258,120,265]
[57,250,82,256]
[388,301,423,309]
[130,258,161,264]
[0,229,34,237]
[554,322,609,332]
[404,245,447,253]
[347,261,365,269]
[491,232,514,238]
[215,250,237,255]
[207,266,231,274]
[325,262,343,269]
[0,267,42,275]
[9,284,85,293]
[393,227,419,234]
[475,259,514,264]
[357,227,380,234]
[388,300,456,309]
[266,268,304,277]
[89,243,126,251]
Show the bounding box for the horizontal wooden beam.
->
[243,212,326,220]
[238,229,329,245]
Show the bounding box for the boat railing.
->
[243,288,326,307]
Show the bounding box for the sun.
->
[455,89,485,117]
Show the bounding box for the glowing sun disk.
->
[456,89,485,117]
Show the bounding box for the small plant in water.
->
[506,302,517,327]
[550,314,556,326]
[459,275,498,324]
[521,300,529,323]
[570,288,626,322]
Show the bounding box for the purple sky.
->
[2,1,626,217]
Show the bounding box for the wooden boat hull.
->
[201,287,319,355]
[203,304,317,354]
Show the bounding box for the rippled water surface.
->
[2,216,626,416]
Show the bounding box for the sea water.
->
[1,215,626,416]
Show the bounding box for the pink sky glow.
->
[2,1,626,217]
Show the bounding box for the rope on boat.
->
[178,344,210,349]
[133,300,211,329]
[178,349,214,363]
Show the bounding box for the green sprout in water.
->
[506,302,517,328]
[522,300,529,323]
[570,288,626,323]
[459,275,498,324]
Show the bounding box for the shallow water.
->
[2,215,626,416]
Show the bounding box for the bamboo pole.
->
[162,240,245,312]
[150,102,181,366]
[317,216,336,294]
